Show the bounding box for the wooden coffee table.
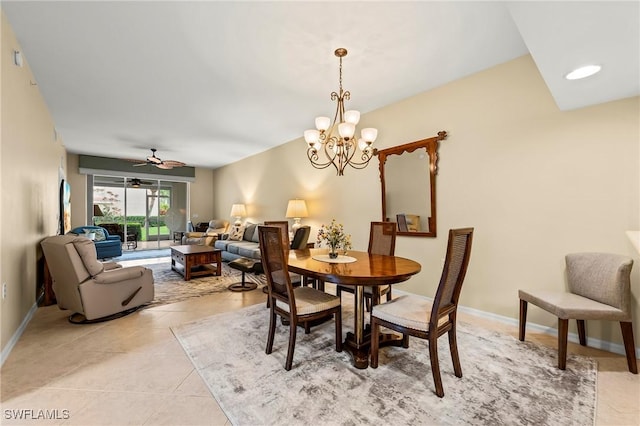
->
[171,245,222,281]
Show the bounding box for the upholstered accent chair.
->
[182,219,230,246]
[336,222,397,310]
[69,225,122,259]
[259,225,342,370]
[41,234,154,323]
[519,252,637,374]
[370,228,474,397]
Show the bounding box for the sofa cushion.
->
[229,224,246,241]
[226,241,256,255]
[237,244,261,259]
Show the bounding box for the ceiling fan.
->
[132,149,185,169]
[127,178,154,188]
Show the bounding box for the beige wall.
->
[213,55,640,348]
[188,167,215,225]
[1,12,67,351]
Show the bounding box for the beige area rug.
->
[171,303,597,426]
[142,262,265,309]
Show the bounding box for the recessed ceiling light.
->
[565,64,602,80]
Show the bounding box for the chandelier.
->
[304,48,378,176]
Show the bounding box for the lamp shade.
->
[230,204,247,218]
[93,205,104,216]
[285,199,309,219]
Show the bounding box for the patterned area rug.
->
[143,262,265,309]
[172,303,597,425]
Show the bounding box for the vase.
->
[328,246,339,259]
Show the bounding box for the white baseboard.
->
[393,289,640,359]
[1,301,39,367]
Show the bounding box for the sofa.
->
[182,219,230,246]
[70,225,122,259]
[215,222,262,262]
[214,223,311,262]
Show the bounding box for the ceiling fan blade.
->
[156,163,173,170]
[132,163,148,167]
[162,160,185,167]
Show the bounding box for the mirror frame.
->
[377,130,447,238]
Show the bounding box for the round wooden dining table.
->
[287,248,421,369]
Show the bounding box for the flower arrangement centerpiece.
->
[317,219,352,259]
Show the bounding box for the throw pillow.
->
[229,224,246,241]
[93,229,106,241]
[243,222,257,241]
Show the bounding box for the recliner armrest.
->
[102,261,122,271]
[93,266,146,284]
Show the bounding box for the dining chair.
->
[259,226,343,371]
[370,227,474,398]
[519,252,637,373]
[336,222,397,310]
[264,220,290,247]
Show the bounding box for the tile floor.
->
[1,266,638,425]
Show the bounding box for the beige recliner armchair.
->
[41,234,154,323]
[182,219,230,246]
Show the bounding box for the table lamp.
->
[285,199,309,232]
[230,204,247,226]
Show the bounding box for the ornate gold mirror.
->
[377,131,447,237]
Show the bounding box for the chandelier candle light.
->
[304,48,378,176]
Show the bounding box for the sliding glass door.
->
[92,176,187,251]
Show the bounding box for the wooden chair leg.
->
[577,319,587,346]
[429,336,444,398]
[558,318,569,370]
[285,316,297,371]
[620,322,638,374]
[370,318,380,368]
[402,334,409,348]
[266,307,276,354]
[519,299,528,341]
[448,325,462,378]
[335,309,343,352]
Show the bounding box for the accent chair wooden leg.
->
[429,336,444,398]
[519,299,528,341]
[370,318,380,368]
[558,318,569,370]
[577,319,587,346]
[620,322,638,374]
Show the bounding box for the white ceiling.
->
[3,1,638,169]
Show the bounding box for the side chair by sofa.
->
[259,226,342,371]
[336,222,397,310]
[519,252,637,374]
[370,227,474,398]
[41,234,154,323]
